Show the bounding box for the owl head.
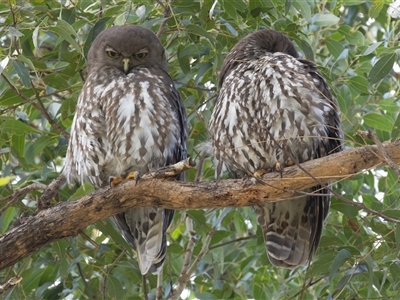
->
[86,25,167,75]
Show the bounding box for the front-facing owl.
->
[64,25,187,275]
[209,29,343,268]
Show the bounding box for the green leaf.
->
[253,282,267,299]
[363,113,394,132]
[338,25,365,45]
[291,35,314,60]
[362,42,382,56]
[369,0,385,18]
[348,76,369,93]
[195,292,219,300]
[11,60,31,88]
[293,1,311,20]
[329,249,351,280]
[95,219,133,250]
[21,267,43,293]
[210,230,234,246]
[331,197,360,217]
[309,250,337,276]
[325,38,344,59]
[223,0,239,20]
[0,118,38,135]
[0,207,18,232]
[43,73,72,89]
[49,19,82,53]
[392,113,400,139]
[368,53,396,84]
[68,183,94,200]
[107,275,125,299]
[186,24,216,46]
[187,209,206,226]
[313,13,340,26]
[396,224,400,251]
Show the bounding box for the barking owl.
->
[209,29,343,267]
[64,25,187,274]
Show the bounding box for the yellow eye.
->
[106,51,119,58]
[136,52,147,59]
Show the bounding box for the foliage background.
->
[0,0,400,299]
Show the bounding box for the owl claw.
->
[274,162,284,178]
[110,176,124,187]
[126,171,140,186]
[254,170,268,178]
[109,171,140,187]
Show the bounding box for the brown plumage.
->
[209,29,343,267]
[64,25,187,274]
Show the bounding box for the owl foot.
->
[109,171,141,187]
[110,176,124,187]
[126,171,140,185]
[254,162,285,179]
[253,170,268,178]
[274,162,283,173]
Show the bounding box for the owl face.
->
[87,25,167,75]
[102,44,151,74]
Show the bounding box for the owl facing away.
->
[64,25,187,275]
[209,29,343,268]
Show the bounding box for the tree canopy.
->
[0,1,400,299]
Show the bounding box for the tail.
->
[255,187,329,268]
[112,207,174,274]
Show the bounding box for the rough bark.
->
[0,140,399,270]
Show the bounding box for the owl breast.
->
[65,67,181,188]
[210,52,334,177]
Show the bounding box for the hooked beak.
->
[122,57,130,74]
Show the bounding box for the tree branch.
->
[1,140,400,270]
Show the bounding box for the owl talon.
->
[126,171,140,186]
[254,170,267,178]
[274,162,284,178]
[110,176,124,187]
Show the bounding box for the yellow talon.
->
[110,171,140,187]
[110,176,124,187]
[254,170,267,178]
[126,171,140,185]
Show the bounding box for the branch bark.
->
[1,140,400,270]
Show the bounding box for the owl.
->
[64,25,187,275]
[209,29,343,267]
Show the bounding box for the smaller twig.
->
[180,217,196,276]
[169,217,217,300]
[142,275,149,300]
[357,130,400,180]
[209,235,256,250]
[79,232,100,249]
[178,82,216,92]
[332,191,400,224]
[0,276,22,294]
[142,157,196,180]
[77,262,98,300]
[0,183,47,204]
[156,268,163,300]
[37,174,66,210]
[156,0,172,38]
[102,250,126,298]
[286,276,325,300]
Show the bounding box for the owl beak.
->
[122,57,130,74]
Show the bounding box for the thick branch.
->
[1,140,400,270]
